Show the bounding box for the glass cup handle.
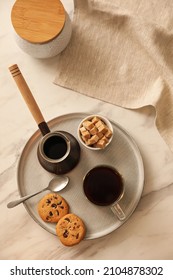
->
[111,203,126,221]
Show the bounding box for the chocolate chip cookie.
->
[38,193,69,223]
[56,213,86,246]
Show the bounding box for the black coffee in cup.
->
[83,165,123,206]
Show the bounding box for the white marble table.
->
[1,0,173,260]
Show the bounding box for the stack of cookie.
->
[38,193,86,246]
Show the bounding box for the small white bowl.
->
[77,114,113,150]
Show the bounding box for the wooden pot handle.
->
[9,64,50,135]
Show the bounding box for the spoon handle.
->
[7,187,48,208]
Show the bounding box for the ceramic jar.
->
[11,0,72,58]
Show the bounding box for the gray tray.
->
[17,113,144,239]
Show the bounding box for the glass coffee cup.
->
[83,165,125,220]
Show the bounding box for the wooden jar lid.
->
[11,0,66,44]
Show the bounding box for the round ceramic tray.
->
[17,113,144,239]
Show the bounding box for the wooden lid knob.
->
[11,0,66,44]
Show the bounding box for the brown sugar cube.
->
[105,128,113,138]
[91,116,100,124]
[82,120,94,130]
[81,131,91,144]
[81,135,88,144]
[80,126,87,134]
[98,124,108,134]
[96,132,104,139]
[101,136,109,143]
[87,135,99,145]
[82,130,90,139]
[95,120,104,128]
[94,139,106,149]
[90,126,98,135]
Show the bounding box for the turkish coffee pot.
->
[9,64,80,174]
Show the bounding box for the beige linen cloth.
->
[55,0,173,152]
